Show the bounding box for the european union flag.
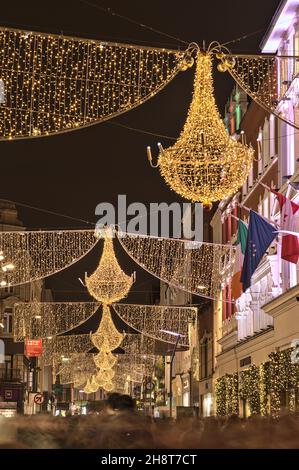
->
[240,210,277,292]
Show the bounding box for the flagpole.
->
[237,203,280,229]
[231,213,248,227]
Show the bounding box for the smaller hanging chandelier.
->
[147,44,254,207]
[84,377,99,394]
[91,304,124,352]
[96,368,115,383]
[93,349,118,370]
[85,228,135,304]
[103,381,114,392]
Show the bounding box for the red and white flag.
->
[271,190,299,264]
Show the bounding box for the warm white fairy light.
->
[43,335,93,366]
[118,231,235,299]
[13,302,99,341]
[0,26,185,140]
[113,303,197,346]
[93,349,117,369]
[91,304,124,352]
[0,229,98,287]
[152,50,254,205]
[219,53,299,130]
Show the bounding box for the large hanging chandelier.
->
[85,230,134,304]
[148,46,254,206]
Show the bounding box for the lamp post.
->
[160,329,184,419]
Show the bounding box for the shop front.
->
[0,401,17,418]
[0,383,24,414]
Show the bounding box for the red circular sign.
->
[34,393,44,405]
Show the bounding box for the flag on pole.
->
[231,219,248,300]
[240,210,277,292]
[271,190,299,264]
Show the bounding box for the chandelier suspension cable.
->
[78,0,190,46]
[0,198,96,227]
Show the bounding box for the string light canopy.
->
[113,303,197,347]
[85,228,134,304]
[13,301,99,341]
[43,334,93,366]
[0,26,187,141]
[58,354,96,385]
[217,51,299,130]
[0,229,98,287]
[117,230,235,300]
[148,45,254,207]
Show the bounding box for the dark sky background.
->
[1,0,281,303]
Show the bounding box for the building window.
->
[3,308,13,334]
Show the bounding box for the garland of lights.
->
[0,229,98,287]
[216,348,299,417]
[215,376,226,417]
[13,301,99,341]
[239,365,260,415]
[118,230,235,300]
[112,303,197,346]
[218,52,299,130]
[84,376,99,394]
[0,26,187,140]
[259,362,269,416]
[149,47,253,206]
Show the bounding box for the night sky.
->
[0,0,281,302]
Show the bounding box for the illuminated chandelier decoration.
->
[217,51,299,130]
[84,376,99,394]
[93,348,117,370]
[0,229,98,287]
[13,302,99,341]
[117,230,235,300]
[91,304,124,353]
[112,304,197,347]
[95,368,115,383]
[85,230,134,304]
[58,354,96,385]
[103,381,114,392]
[86,229,134,354]
[0,26,187,141]
[148,46,254,206]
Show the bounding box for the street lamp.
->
[160,329,185,419]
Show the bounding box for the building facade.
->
[0,201,53,415]
[211,0,299,417]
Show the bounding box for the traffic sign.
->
[33,393,44,405]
